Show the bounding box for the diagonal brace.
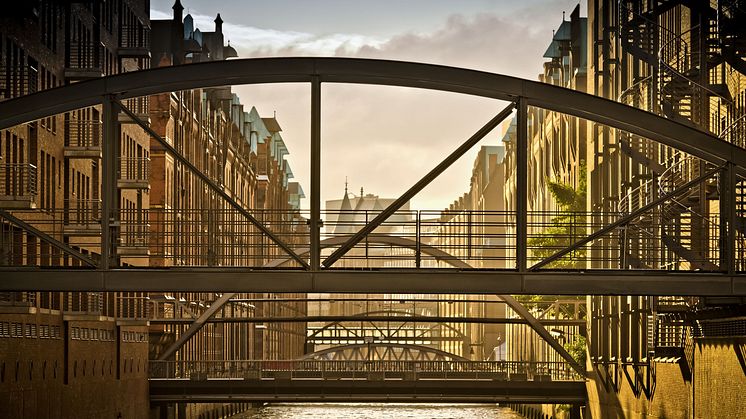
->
[499,294,586,377]
[0,209,97,267]
[322,101,516,268]
[116,99,309,269]
[157,293,234,360]
[530,165,723,270]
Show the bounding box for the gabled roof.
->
[246,107,270,143]
[543,18,572,59]
[543,40,562,59]
[262,117,282,133]
[554,20,572,41]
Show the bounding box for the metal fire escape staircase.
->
[617,0,746,269]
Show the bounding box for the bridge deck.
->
[149,377,588,404]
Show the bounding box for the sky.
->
[151,0,584,210]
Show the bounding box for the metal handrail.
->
[148,359,584,381]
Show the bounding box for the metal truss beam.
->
[224,297,509,304]
[322,102,516,268]
[149,314,584,326]
[117,101,309,269]
[1,58,743,175]
[149,379,588,404]
[305,310,469,340]
[157,293,233,361]
[500,293,584,375]
[1,269,744,295]
[0,209,97,267]
[530,165,724,270]
[301,342,470,361]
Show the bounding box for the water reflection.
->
[231,403,526,418]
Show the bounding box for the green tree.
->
[528,161,587,268]
[563,335,587,366]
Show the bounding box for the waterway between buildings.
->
[229,403,528,418]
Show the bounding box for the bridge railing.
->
[0,206,732,271]
[149,359,583,382]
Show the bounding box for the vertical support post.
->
[728,163,737,275]
[310,76,321,270]
[516,98,528,271]
[415,211,421,268]
[467,210,472,260]
[720,162,736,274]
[101,96,120,269]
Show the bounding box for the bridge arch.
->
[262,234,584,374]
[301,342,470,362]
[264,235,472,268]
[306,309,468,341]
[0,57,743,170]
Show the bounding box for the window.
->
[11,323,23,338]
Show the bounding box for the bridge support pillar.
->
[101,96,121,269]
[310,75,321,270]
[516,97,528,271]
[720,162,736,274]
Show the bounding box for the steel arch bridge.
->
[155,235,586,375]
[301,342,470,362]
[305,309,469,341]
[0,57,745,296]
[304,309,472,359]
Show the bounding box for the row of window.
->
[0,323,140,342]
[122,330,147,343]
[70,326,115,342]
[0,322,61,339]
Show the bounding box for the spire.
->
[173,0,184,22]
[353,188,367,211]
[215,13,224,34]
[334,182,354,235]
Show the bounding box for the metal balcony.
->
[119,97,150,124]
[63,199,102,236]
[118,211,150,256]
[118,157,150,189]
[64,119,102,158]
[64,42,104,80]
[118,25,151,58]
[0,163,37,209]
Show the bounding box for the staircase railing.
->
[619,1,744,140]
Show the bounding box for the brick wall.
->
[0,311,149,418]
[585,337,746,418]
[693,337,746,418]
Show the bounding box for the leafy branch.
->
[528,160,587,268]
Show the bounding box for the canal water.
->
[230,403,527,418]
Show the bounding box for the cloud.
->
[152,9,386,56]
[152,2,575,209]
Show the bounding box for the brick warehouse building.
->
[0,1,306,418]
